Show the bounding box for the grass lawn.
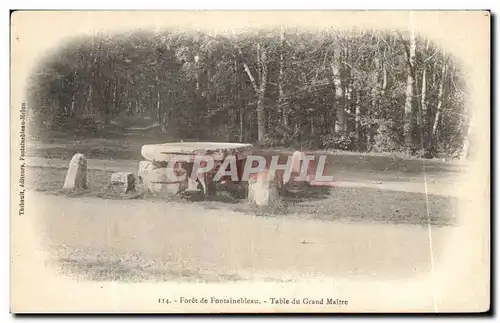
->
[21,122,467,284]
[25,124,462,228]
[27,165,458,227]
[27,125,465,180]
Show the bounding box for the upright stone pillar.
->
[290,151,305,173]
[63,153,87,189]
[248,170,281,207]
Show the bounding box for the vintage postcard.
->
[10,10,490,313]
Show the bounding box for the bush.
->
[209,124,239,142]
[319,134,353,151]
[51,115,100,134]
[371,121,401,153]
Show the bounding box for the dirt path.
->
[25,190,453,282]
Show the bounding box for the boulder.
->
[63,153,87,189]
[285,150,308,185]
[290,151,305,174]
[187,178,200,191]
[109,172,135,193]
[138,160,154,179]
[248,170,281,207]
[137,160,188,196]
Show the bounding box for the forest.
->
[26,27,469,159]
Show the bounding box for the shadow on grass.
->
[225,185,457,227]
[28,165,457,227]
[50,253,296,283]
[282,184,333,202]
[28,134,465,178]
[50,247,296,284]
[54,256,243,283]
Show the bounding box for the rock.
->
[290,151,305,174]
[141,142,253,163]
[136,161,151,192]
[283,151,306,185]
[138,161,154,181]
[248,170,281,207]
[137,160,188,196]
[109,172,135,193]
[63,153,87,189]
[187,178,200,191]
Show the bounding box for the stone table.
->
[140,142,253,197]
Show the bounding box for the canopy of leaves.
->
[27,28,467,158]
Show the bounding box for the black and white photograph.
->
[10,10,490,313]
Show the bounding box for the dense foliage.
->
[27,28,468,158]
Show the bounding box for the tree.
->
[27,28,468,158]
[400,30,417,152]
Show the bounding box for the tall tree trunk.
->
[310,116,315,137]
[69,70,78,117]
[206,52,211,96]
[155,73,161,124]
[345,80,353,139]
[278,26,288,127]
[86,37,102,117]
[235,58,244,142]
[267,103,271,131]
[432,61,447,140]
[370,60,388,149]
[111,83,116,117]
[253,44,266,143]
[195,59,200,94]
[162,112,168,133]
[330,57,346,140]
[414,72,421,146]
[402,31,416,152]
[149,89,155,119]
[257,47,268,143]
[240,44,267,144]
[86,84,93,115]
[420,64,428,148]
[70,94,76,118]
[355,90,361,150]
[239,105,244,142]
[156,90,161,124]
[461,115,472,160]
[432,59,438,85]
[381,64,388,97]
[369,88,377,149]
[417,40,431,155]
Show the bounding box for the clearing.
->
[22,125,467,282]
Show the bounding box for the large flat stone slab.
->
[141,142,253,163]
